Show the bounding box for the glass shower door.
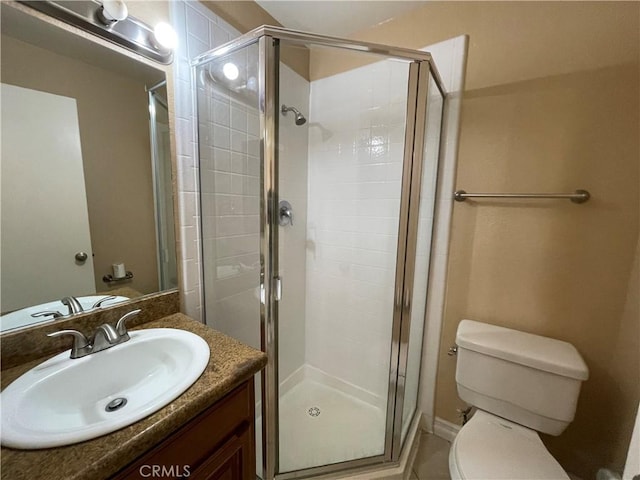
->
[194,27,447,480]
[194,40,264,477]
[398,67,445,447]
[275,41,414,474]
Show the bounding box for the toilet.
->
[449,319,589,480]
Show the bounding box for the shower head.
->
[281,104,307,126]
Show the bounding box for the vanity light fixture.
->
[20,0,174,64]
[96,0,128,26]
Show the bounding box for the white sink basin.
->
[1,328,210,449]
[0,295,130,332]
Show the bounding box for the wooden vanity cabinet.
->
[112,379,256,480]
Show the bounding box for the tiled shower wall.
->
[304,42,463,422]
[305,60,411,400]
[171,2,309,374]
[171,0,239,322]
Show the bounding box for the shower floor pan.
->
[278,376,386,473]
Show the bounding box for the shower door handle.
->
[395,288,402,311]
[274,276,282,301]
[394,288,411,311]
[278,200,293,226]
[404,289,411,311]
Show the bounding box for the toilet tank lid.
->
[456,320,589,380]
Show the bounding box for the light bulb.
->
[223,63,239,81]
[98,0,128,25]
[153,22,177,50]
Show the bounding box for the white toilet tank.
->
[455,319,589,436]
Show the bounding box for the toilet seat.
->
[449,410,570,480]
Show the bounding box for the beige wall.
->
[202,1,310,80]
[126,1,170,28]
[2,35,160,296]
[311,2,639,478]
[443,60,638,478]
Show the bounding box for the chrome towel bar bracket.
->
[453,189,590,204]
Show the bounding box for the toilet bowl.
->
[450,319,589,480]
[449,410,569,480]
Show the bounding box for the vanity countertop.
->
[0,313,267,480]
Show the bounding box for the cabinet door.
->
[190,425,255,480]
[112,380,255,480]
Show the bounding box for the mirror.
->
[0,5,178,333]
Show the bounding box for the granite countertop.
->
[1,313,267,480]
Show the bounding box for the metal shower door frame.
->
[147,80,173,291]
[191,34,274,480]
[191,25,447,480]
[390,60,442,459]
[259,34,280,480]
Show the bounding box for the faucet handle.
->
[47,330,91,359]
[91,295,116,309]
[31,310,64,319]
[115,309,141,336]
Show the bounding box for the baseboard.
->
[420,413,434,434]
[433,416,460,443]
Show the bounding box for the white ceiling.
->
[255,1,428,37]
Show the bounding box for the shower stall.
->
[192,26,445,480]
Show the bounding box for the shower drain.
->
[308,407,321,417]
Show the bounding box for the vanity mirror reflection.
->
[0,4,178,333]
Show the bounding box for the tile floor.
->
[410,432,452,480]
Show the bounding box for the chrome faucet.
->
[91,323,122,351]
[31,295,115,320]
[47,309,141,359]
[61,296,84,315]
